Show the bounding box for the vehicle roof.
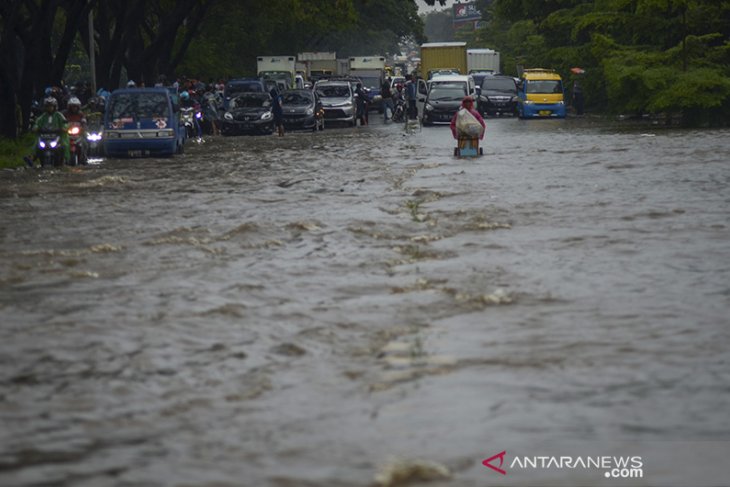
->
[227,78,264,84]
[421,42,467,48]
[521,69,561,80]
[110,87,170,96]
[428,75,472,83]
[315,80,352,86]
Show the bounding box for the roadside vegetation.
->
[462,0,730,124]
[0,135,33,169]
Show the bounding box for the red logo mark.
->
[482,450,507,475]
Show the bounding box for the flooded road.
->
[1,118,729,486]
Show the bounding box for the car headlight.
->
[50,140,58,148]
[224,112,233,121]
[87,132,102,142]
[425,103,434,111]
[261,112,272,120]
[39,141,46,149]
[523,100,534,105]
[306,108,314,116]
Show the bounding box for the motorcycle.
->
[36,130,64,167]
[180,106,195,139]
[85,125,103,157]
[180,106,203,140]
[391,97,407,123]
[67,122,88,165]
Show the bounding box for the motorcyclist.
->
[63,97,88,164]
[30,97,69,165]
[179,90,202,138]
[63,97,87,127]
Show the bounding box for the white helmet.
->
[127,80,136,88]
[44,97,58,107]
[67,97,81,107]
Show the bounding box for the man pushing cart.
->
[450,96,486,157]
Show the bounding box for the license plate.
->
[128,150,148,157]
[539,110,551,116]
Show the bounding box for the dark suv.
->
[478,75,518,116]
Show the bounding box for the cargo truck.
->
[349,56,386,111]
[298,52,338,82]
[467,48,500,74]
[256,55,296,91]
[419,42,467,80]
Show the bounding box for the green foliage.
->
[464,0,730,124]
[0,135,34,169]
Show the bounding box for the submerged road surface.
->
[1,118,729,486]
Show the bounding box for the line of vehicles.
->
[416,42,567,126]
[35,46,568,162]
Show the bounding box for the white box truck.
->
[256,55,297,90]
[467,49,500,74]
[349,56,386,110]
[297,52,337,82]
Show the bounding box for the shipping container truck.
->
[256,55,296,90]
[349,56,386,111]
[467,48,500,74]
[419,42,467,80]
[298,52,338,82]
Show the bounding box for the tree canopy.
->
[0,0,446,138]
[470,0,730,124]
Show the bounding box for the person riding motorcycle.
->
[63,97,88,164]
[31,97,69,165]
[63,97,87,126]
[179,90,202,138]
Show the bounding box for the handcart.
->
[454,135,483,157]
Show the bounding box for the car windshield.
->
[282,92,312,106]
[428,83,467,101]
[482,78,516,92]
[226,83,263,97]
[108,92,169,119]
[231,94,270,109]
[316,85,350,98]
[526,80,562,94]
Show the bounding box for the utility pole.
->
[89,8,96,93]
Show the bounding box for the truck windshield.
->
[358,77,380,90]
[108,92,169,119]
[526,80,562,94]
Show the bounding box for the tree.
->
[0,0,95,138]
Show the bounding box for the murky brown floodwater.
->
[1,117,729,487]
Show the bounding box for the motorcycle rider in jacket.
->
[32,97,70,164]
